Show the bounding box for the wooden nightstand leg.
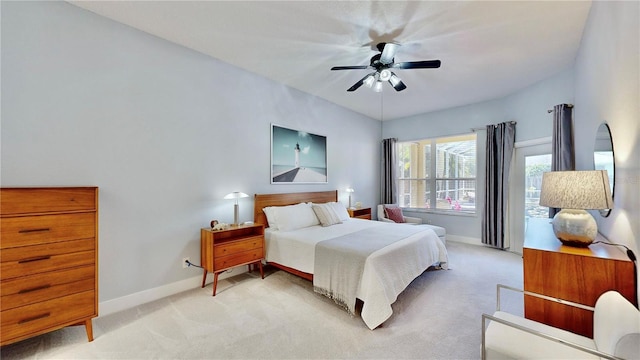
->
[201,269,208,288]
[212,272,219,296]
[84,319,94,342]
[258,261,264,279]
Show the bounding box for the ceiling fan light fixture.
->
[389,74,401,87]
[379,69,392,81]
[373,80,383,92]
[364,74,375,88]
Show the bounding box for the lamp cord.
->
[592,241,639,309]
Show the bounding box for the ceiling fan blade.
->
[379,43,400,65]
[347,72,376,92]
[389,79,406,92]
[393,60,441,69]
[331,65,369,70]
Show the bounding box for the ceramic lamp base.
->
[552,209,597,247]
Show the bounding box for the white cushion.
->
[594,291,640,355]
[485,311,597,359]
[614,333,640,359]
[311,203,342,227]
[328,202,350,221]
[273,203,319,232]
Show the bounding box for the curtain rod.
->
[470,121,516,132]
[547,103,574,113]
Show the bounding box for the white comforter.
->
[265,218,448,329]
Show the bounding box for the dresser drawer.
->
[214,236,263,258]
[214,249,263,271]
[1,265,95,311]
[1,290,95,344]
[1,239,95,279]
[0,187,96,216]
[1,213,95,249]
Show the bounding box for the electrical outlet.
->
[182,257,190,269]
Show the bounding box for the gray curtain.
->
[381,138,397,204]
[482,122,516,249]
[550,104,574,217]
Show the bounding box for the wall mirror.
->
[593,122,614,217]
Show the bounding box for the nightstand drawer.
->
[1,265,95,310]
[348,208,371,220]
[1,213,95,249]
[1,188,96,215]
[1,239,95,279]
[214,249,263,271]
[1,290,95,343]
[214,236,263,258]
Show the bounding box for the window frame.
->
[396,133,477,215]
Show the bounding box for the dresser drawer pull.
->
[18,284,52,294]
[18,228,51,234]
[18,255,51,263]
[18,312,51,324]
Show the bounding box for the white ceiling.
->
[68,1,592,121]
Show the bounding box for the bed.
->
[253,190,448,329]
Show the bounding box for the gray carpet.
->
[1,242,524,359]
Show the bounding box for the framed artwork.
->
[271,124,327,184]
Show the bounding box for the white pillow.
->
[262,206,279,230]
[329,202,351,221]
[275,202,320,231]
[312,203,342,227]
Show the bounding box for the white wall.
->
[1,1,380,307]
[382,69,574,242]
[573,1,639,281]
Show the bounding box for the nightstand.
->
[348,207,371,220]
[200,224,265,296]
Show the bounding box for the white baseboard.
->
[446,234,482,246]
[98,268,244,317]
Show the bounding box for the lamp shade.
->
[539,170,613,247]
[539,170,613,210]
[224,192,249,200]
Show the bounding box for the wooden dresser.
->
[523,218,636,338]
[200,223,264,296]
[0,187,98,345]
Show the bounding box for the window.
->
[397,134,477,213]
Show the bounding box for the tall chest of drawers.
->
[0,187,98,345]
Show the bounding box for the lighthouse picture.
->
[271,124,327,183]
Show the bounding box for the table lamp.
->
[346,188,354,209]
[224,191,249,226]
[539,170,613,247]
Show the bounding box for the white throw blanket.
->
[313,223,447,329]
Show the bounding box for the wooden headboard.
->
[253,190,338,226]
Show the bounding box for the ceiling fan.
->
[331,42,441,92]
